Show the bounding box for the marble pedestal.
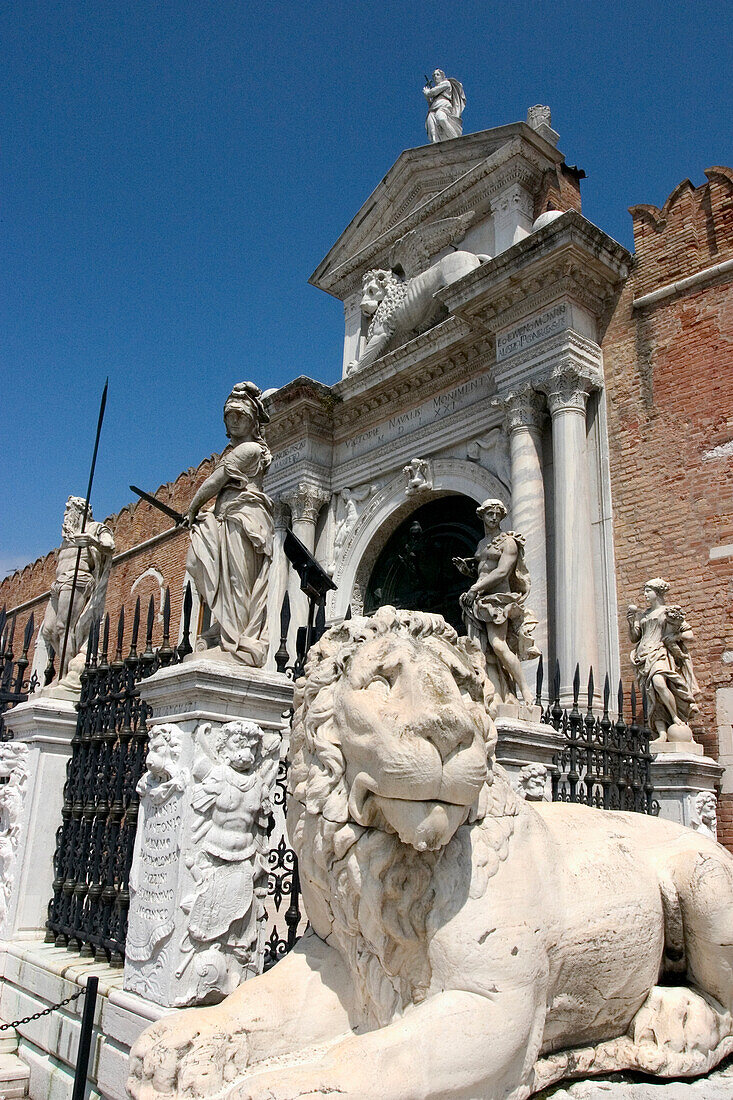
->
[650,747,724,835]
[0,697,77,940]
[123,658,294,1009]
[495,715,564,800]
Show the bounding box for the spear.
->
[58,378,109,679]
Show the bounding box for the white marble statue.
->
[346,249,486,375]
[331,484,375,568]
[128,607,733,1100]
[454,497,540,707]
[423,69,465,142]
[177,720,279,1004]
[403,456,433,496]
[627,578,701,744]
[186,383,274,667]
[40,495,115,687]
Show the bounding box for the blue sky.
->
[1,0,731,573]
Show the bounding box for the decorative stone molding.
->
[332,459,510,618]
[493,385,546,433]
[537,363,603,414]
[272,499,290,530]
[314,135,551,298]
[403,458,433,497]
[0,743,30,933]
[282,483,330,526]
[489,182,534,221]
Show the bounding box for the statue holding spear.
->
[41,381,115,696]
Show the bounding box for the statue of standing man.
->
[41,495,115,687]
[424,69,465,143]
[185,382,274,668]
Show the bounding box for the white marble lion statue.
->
[346,250,486,376]
[128,607,733,1100]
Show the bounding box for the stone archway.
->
[364,496,482,633]
[329,458,509,619]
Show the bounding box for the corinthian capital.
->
[537,363,603,415]
[282,483,330,525]
[493,385,546,434]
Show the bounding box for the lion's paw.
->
[127,1010,249,1100]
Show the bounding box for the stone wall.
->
[0,453,221,666]
[603,167,733,845]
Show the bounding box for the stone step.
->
[0,1030,19,1054]
[0,1051,30,1098]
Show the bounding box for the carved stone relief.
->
[124,718,281,1008]
[403,458,433,497]
[0,743,30,932]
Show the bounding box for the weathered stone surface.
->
[128,610,733,1100]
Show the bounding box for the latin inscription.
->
[125,796,182,961]
[496,303,567,362]
[339,376,490,464]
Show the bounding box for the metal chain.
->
[0,987,85,1032]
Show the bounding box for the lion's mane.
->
[287,607,519,1027]
[362,269,409,342]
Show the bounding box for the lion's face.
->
[332,631,492,852]
[360,270,393,316]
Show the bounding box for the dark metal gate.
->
[539,659,658,815]
[45,589,193,963]
[0,609,39,742]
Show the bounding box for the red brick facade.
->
[602,166,733,844]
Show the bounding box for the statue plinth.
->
[1,697,77,940]
[123,659,293,1009]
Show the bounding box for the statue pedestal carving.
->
[123,658,293,1009]
[650,737,704,756]
[650,748,724,835]
[495,715,563,800]
[1,697,77,939]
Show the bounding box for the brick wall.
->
[0,452,221,667]
[603,166,733,846]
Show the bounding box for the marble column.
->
[282,483,330,658]
[539,365,602,695]
[500,385,548,663]
[266,500,291,670]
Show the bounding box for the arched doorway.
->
[364,496,482,633]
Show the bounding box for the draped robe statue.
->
[186,383,274,667]
[423,69,465,142]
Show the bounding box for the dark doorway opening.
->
[364,496,482,633]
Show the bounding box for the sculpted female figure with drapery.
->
[185,382,274,667]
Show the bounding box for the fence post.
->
[71,975,98,1100]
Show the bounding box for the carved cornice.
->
[489,181,535,221]
[536,363,603,415]
[494,384,546,433]
[281,483,330,526]
[313,136,553,300]
[438,210,632,337]
[333,324,493,441]
[265,378,335,453]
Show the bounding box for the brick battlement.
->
[629,166,733,298]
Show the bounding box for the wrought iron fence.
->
[45,587,193,964]
[537,658,658,815]
[0,608,39,741]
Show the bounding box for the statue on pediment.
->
[423,69,465,143]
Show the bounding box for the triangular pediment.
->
[310,122,564,300]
